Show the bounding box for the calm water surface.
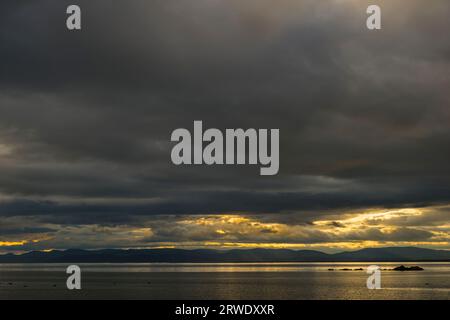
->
[1,262,449,300]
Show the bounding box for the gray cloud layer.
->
[0,0,449,249]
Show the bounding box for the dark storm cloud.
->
[0,0,450,246]
[0,227,55,236]
[1,179,449,226]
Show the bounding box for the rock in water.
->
[393,265,424,271]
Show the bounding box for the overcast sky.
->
[1,0,449,253]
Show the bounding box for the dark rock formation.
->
[393,265,424,271]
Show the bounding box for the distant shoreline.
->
[1,247,450,264]
[1,261,449,264]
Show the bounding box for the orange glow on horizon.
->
[0,241,28,247]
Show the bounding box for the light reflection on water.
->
[1,262,450,273]
[1,262,449,299]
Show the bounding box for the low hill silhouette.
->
[1,247,449,263]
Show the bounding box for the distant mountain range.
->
[1,247,449,263]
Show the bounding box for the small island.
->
[393,265,424,271]
[326,265,425,272]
